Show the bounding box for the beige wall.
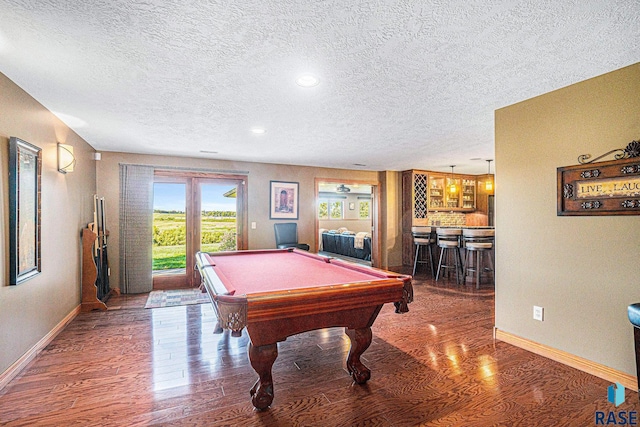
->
[96,152,403,291]
[0,73,96,374]
[318,219,371,233]
[379,170,404,269]
[495,63,640,376]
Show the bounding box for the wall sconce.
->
[448,165,457,194]
[57,143,76,174]
[485,159,493,191]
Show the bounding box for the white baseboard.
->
[0,305,81,391]
[495,328,637,391]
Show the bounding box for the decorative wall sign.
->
[557,141,640,216]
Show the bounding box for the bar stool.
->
[435,228,463,284]
[411,226,435,279]
[462,229,495,289]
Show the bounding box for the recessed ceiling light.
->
[296,74,320,87]
[251,128,266,134]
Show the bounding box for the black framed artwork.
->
[9,137,42,285]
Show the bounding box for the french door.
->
[152,171,247,289]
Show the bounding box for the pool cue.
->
[92,194,99,257]
[100,197,110,295]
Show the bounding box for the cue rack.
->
[81,195,115,311]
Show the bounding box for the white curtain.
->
[119,164,154,293]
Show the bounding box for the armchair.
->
[274,223,310,251]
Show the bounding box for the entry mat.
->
[144,289,210,309]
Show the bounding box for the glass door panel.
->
[200,183,238,252]
[462,178,476,209]
[152,182,187,279]
[445,177,460,208]
[429,176,445,209]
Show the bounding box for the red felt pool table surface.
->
[203,248,391,295]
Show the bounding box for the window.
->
[359,200,371,219]
[318,201,329,219]
[330,201,343,219]
[318,198,344,220]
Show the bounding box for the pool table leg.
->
[248,342,278,410]
[345,327,372,384]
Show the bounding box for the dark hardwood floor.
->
[0,272,638,426]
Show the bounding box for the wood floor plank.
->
[0,273,638,426]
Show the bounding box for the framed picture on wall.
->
[8,137,42,285]
[270,181,299,219]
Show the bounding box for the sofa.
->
[320,229,371,261]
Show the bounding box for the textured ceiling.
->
[0,1,639,174]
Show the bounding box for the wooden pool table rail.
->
[195,250,412,336]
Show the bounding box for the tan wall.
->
[0,73,96,374]
[379,170,403,269]
[318,220,371,233]
[495,63,640,376]
[96,152,402,290]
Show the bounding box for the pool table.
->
[195,248,413,410]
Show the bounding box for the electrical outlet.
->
[251,222,257,229]
[533,306,544,321]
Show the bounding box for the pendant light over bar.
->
[486,159,493,191]
[448,165,457,194]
